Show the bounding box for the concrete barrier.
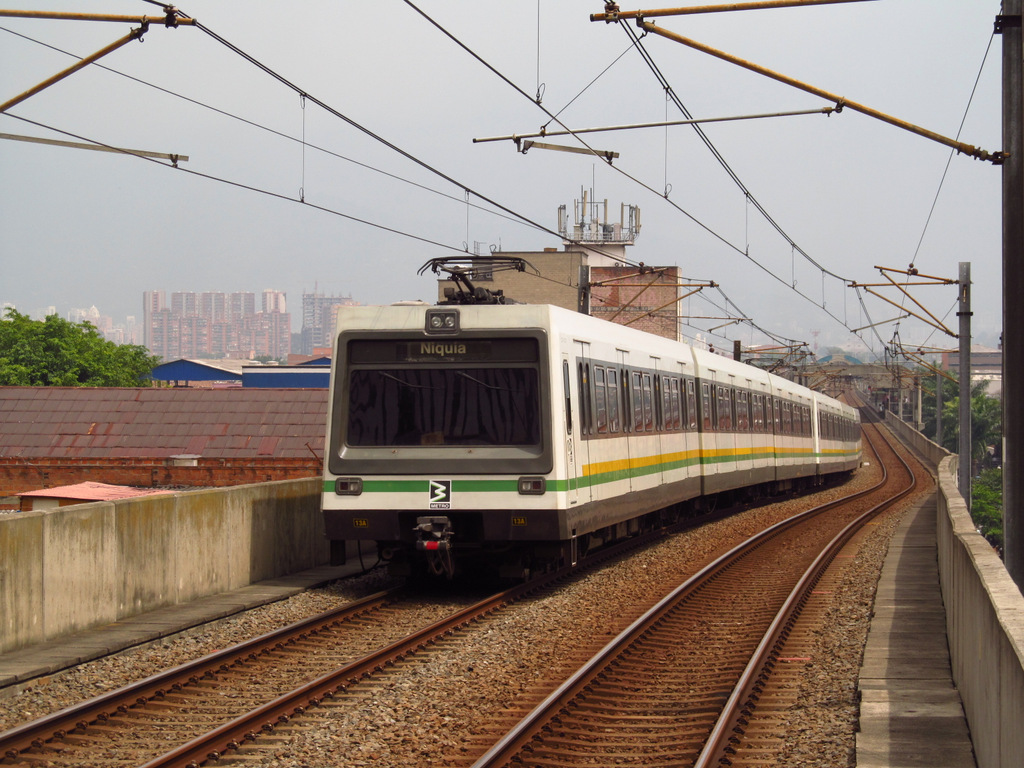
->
[884,412,1024,768]
[0,477,329,654]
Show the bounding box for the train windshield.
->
[347,367,541,447]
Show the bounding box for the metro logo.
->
[429,479,452,509]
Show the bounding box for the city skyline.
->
[3,286,358,361]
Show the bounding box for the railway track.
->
[1,408,916,768]
[471,412,917,767]
[0,509,692,768]
[0,586,480,767]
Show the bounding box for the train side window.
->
[632,371,644,431]
[736,391,749,431]
[773,398,782,433]
[608,368,620,433]
[562,360,572,435]
[654,374,665,431]
[642,373,654,431]
[621,369,632,433]
[701,382,714,431]
[753,394,764,432]
[661,376,673,431]
[783,402,793,434]
[594,366,608,434]
[686,379,697,430]
[578,362,591,436]
[670,377,681,430]
[717,386,733,431]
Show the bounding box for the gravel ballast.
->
[0,452,933,767]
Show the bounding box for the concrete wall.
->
[885,412,1024,768]
[0,477,329,654]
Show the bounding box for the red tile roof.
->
[0,387,328,460]
[20,481,170,501]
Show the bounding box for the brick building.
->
[434,199,683,341]
[0,387,327,500]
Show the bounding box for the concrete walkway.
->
[856,492,976,767]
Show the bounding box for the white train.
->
[321,303,861,578]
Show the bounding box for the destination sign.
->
[348,337,538,364]
[403,340,491,362]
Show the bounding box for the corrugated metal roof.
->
[0,387,328,460]
[151,359,246,382]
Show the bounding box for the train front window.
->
[347,367,541,447]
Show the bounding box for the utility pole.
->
[936,368,943,445]
[1001,0,1024,591]
[958,263,972,510]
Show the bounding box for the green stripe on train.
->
[321,450,860,494]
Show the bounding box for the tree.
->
[920,372,1001,471]
[971,468,1003,556]
[0,308,158,386]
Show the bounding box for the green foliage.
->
[0,308,158,386]
[971,468,1003,556]
[920,373,1001,469]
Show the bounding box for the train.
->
[321,301,861,579]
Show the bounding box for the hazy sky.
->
[0,1,1005,357]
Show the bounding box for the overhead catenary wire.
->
[0,22,771,351]
[1,8,816,351]
[614,17,992,359]
[910,32,996,268]
[183,4,796,348]
[5,112,471,255]
[0,24,533,233]
[400,0,811,349]
[890,30,996,351]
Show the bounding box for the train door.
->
[573,341,593,506]
[617,349,633,492]
[735,377,754,484]
[698,369,718,494]
[650,358,665,486]
[561,355,578,506]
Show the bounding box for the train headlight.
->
[335,478,363,495]
[425,308,459,335]
[518,476,546,495]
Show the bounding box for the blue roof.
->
[152,359,244,382]
[242,367,330,388]
[817,353,864,365]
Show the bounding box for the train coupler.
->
[414,516,455,578]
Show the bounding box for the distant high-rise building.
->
[262,289,287,314]
[300,291,357,354]
[148,308,178,359]
[143,290,166,349]
[201,292,227,323]
[171,291,199,318]
[142,289,290,360]
[229,291,255,322]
